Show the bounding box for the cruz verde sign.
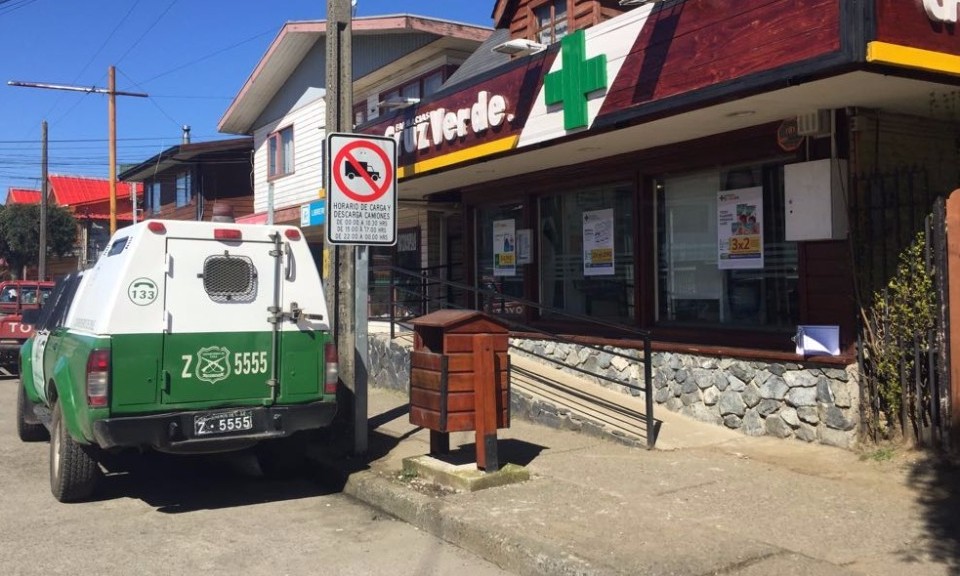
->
[924,0,960,22]
[545,29,608,131]
[384,91,513,153]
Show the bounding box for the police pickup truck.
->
[16,220,338,502]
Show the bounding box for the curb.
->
[312,456,617,576]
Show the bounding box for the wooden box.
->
[409,310,510,433]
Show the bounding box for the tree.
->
[0,203,77,278]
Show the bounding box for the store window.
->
[533,0,569,44]
[148,181,161,213]
[175,171,191,208]
[477,202,526,316]
[539,183,634,321]
[656,163,798,329]
[267,125,294,179]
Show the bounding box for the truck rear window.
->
[203,255,257,303]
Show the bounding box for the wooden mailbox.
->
[409,310,510,470]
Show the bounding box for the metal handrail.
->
[372,263,657,449]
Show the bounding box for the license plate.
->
[194,409,254,436]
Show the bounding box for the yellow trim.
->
[397,135,520,180]
[867,41,960,76]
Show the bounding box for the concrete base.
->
[401,455,530,492]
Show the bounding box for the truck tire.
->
[49,402,101,502]
[16,383,48,442]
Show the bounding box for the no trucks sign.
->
[325,133,397,246]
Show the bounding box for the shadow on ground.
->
[311,402,548,485]
[93,446,340,513]
[72,401,545,512]
[908,452,960,571]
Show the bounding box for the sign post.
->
[325,132,398,246]
[325,131,397,457]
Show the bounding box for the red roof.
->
[6,188,41,204]
[47,175,142,207]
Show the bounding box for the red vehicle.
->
[0,280,54,375]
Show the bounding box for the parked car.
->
[16,220,339,502]
[0,280,53,375]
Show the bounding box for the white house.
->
[218,14,492,255]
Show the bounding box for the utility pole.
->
[9,65,148,236]
[325,0,365,454]
[108,66,117,235]
[39,120,47,281]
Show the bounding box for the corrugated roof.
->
[6,188,41,204]
[443,29,512,89]
[47,175,142,207]
[118,137,253,182]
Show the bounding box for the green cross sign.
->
[544,29,608,131]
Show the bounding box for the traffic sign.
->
[325,132,397,245]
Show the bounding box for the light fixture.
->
[492,38,547,56]
[379,96,420,110]
[619,0,663,5]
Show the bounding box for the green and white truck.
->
[16,219,339,502]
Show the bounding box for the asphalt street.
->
[0,378,515,576]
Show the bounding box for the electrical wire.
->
[0,0,39,16]
[138,27,276,85]
[116,68,182,131]
[114,0,180,66]
[70,0,143,85]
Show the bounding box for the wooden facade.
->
[367,0,847,176]
[874,0,960,55]
[493,0,626,41]
[119,139,254,223]
[601,0,841,113]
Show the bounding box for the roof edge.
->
[218,15,492,135]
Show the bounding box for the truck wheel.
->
[49,402,100,502]
[16,383,48,442]
[256,434,307,479]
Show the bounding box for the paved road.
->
[0,379,515,576]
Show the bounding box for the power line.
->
[117,68,181,130]
[138,27,276,85]
[0,0,39,16]
[0,134,230,144]
[70,0,144,86]
[115,0,180,66]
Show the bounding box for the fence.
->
[852,167,950,449]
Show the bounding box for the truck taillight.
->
[86,348,110,408]
[214,228,242,241]
[324,342,338,395]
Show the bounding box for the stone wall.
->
[368,334,861,450]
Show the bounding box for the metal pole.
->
[108,65,117,236]
[267,182,275,225]
[39,121,47,281]
[644,333,655,450]
[325,0,362,454]
[355,244,368,453]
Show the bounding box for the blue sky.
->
[0,0,494,199]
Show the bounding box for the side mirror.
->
[20,309,40,326]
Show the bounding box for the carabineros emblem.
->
[196,346,231,384]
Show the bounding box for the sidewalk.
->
[310,380,957,575]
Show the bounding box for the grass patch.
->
[861,446,896,462]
